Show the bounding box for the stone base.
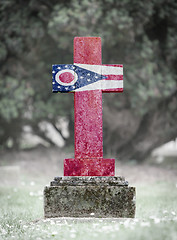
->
[44,177,136,218]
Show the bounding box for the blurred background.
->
[1,3,177,237]
[0,0,177,164]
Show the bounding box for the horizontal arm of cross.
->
[52,64,123,93]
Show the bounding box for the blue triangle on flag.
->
[52,64,106,93]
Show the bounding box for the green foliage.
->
[0,0,176,150]
[0,42,7,61]
[0,77,33,121]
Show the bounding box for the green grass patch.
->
[0,180,177,240]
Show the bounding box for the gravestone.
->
[44,37,136,218]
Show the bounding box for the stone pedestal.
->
[64,158,115,176]
[44,176,136,218]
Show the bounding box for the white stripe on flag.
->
[102,65,123,75]
[74,64,101,74]
[74,80,123,92]
[74,63,123,75]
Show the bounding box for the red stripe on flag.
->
[104,75,123,80]
[103,88,123,93]
[103,64,123,68]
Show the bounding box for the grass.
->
[0,179,177,240]
[0,147,177,239]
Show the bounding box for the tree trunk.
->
[103,90,177,161]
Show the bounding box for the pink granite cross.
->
[52,37,123,176]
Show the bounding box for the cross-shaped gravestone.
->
[44,37,135,218]
[52,37,123,176]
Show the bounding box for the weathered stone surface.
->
[52,38,124,176]
[44,176,136,218]
[64,158,115,176]
[51,176,128,186]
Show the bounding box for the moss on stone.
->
[44,177,136,218]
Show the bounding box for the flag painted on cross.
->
[52,64,123,93]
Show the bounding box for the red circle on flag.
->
[59,72,74,84]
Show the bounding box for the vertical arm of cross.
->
[74,37,103,159]
[64,37,115,176]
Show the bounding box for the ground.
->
[0,147,177,239]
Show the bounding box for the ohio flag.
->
[52,64,123,92]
